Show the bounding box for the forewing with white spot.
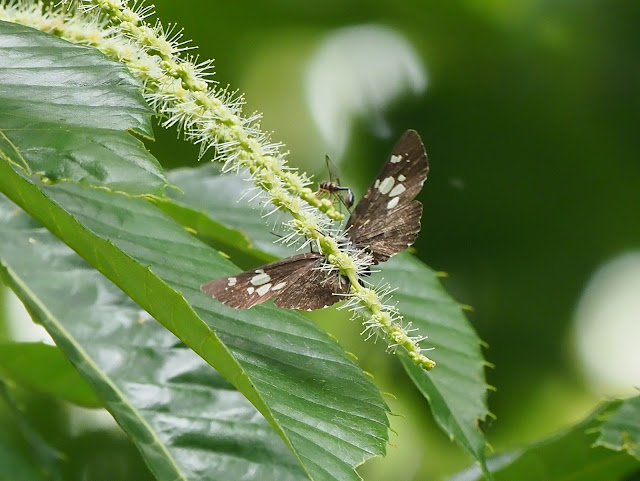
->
[201,253,322,309]
[346,129,428,263]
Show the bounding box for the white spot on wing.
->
[256,283,271,296]
[272,282,287,291]
[250,272,271,286]
[387,197,400,209]
[398,174,406,181]
[389,184,406,197]
[227,277,237,286]
[390,154,402,163]
[378,176,395,195]
[247,287,255,294]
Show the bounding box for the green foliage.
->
[0,21,164,195]
[595,395,640,461]
[0,194,308,480]
[166,164,490,469]
[1,6,639,481]
[0,427,50,481]
[450,401,640,481]
[0,343,99,407]
[0,381,65,481]
[0,22,393,481]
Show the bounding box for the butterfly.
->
[317,155,355,211]
[201,129,429,309]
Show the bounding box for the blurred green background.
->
[3,1,640,480]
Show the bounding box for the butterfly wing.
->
[273,263,351,310]
[350,200,423,263]
[200,253,322,309]
[346,130,428,263]
[325,155,341,186]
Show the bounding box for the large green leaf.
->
[0,342,99,407]
[0,194,307,481]
[166,164,491,470]
[0,21,166,196]
[379,254,489,470]
[0,22,390,481]
[448,403,639,481]
[595,395,640,461]
[0,167,390,481]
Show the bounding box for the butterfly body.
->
[317,156,355,211]
[201,129,428,310]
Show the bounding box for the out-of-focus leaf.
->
[0,195,307,481]
[0,381,64,481]
[166,163,491,471]
[595,394,640,461]
[0,427,50,481]
[448,403,639,481]
[0,21,167,195]
[0,163,390,481]
[0,342,100,407]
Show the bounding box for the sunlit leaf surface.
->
[0,21,166,195]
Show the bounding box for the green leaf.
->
[0,21,167,195]
[0,380,64,481]
[595,394,640,461]
[378,253,490,471]
[0,342,100,407]
[0,422,51,481]
[0,165,390,481]
[0,22,390,481]
[167,164,491,470]
[163,164,292,260]
[0,194,308,481]
[449,403,639,481]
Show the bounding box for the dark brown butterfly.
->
[201,129,428,309]
[317,155,355,211]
